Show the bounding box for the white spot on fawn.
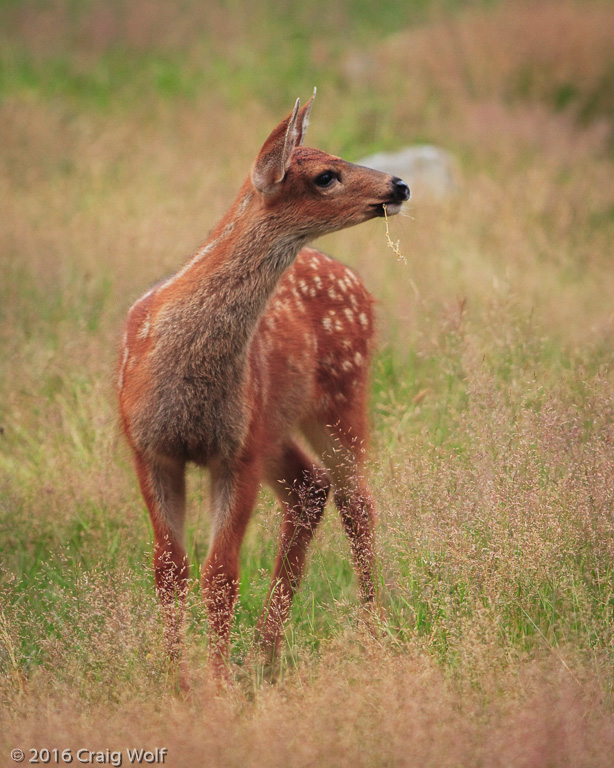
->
[138,317,151,340]
[322,316,333,333]
[323,355,341,377]
[358,312,369,329]
[344,308,354,323]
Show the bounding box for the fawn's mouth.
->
[371,201,403,217]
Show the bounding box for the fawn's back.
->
[250,246,375,465]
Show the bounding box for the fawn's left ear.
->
[251,88,316,196]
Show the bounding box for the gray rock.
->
[358,145,458,199]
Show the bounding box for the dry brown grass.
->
[2,650,613,767]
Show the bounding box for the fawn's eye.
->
[314,171,337,188]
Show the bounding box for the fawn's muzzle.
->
[371,176,410,217]
[391,177,410,203]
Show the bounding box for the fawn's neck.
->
[159,184,306,376]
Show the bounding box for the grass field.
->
[1,0,614,765]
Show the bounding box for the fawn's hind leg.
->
[133,452,189,661]
[305,415,377,606]
[257,442,330,655]
[334,469,377,604]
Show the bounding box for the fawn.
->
[118,91,409,677]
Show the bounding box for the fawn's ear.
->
[251,89,316,196]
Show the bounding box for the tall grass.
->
[1,0,614,765]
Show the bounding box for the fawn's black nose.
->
[392,177,410,202]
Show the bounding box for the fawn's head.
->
[250,91,409,239]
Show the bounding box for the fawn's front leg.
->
[202,458,261,680]
[133,453,189,662]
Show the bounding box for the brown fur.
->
[118,94,409,676]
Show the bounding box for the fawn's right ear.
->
[251,90,316,196]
